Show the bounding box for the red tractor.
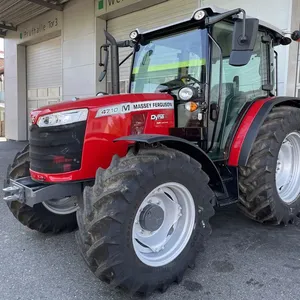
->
[4,5,300,296]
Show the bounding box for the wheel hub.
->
[42,196,78,215]
[276,131,300,204]
[139,204,164,232]
[132,183,195,267]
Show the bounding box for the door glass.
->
[208,21,269,160]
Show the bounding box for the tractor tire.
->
[238,106,300,225]
[76,146,215,296]
[5,145,78,233]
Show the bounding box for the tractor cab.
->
[99,6,293,161]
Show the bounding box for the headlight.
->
[37,109,88,127]
[178,87,195,101]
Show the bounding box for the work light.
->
[193,10,206,21]
[178,87,195,101]
[129,30,139,40]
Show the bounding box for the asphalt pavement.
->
[1,140,300,300]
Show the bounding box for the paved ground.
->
[1,141,300,300]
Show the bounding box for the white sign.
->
[17,11,62,43]
[96,100,174,118]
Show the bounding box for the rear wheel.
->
[238,106,300,224]
[76,146,215,296]
[5,145,78,233]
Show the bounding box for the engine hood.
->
[30,93,174,124]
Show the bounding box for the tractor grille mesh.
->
[29,121,86,174]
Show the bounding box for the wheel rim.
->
[42,196,78,215]
[276,131,300,204]
[132,182,196,267]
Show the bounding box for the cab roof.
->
[137,5,286,43]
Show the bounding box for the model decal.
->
[95,100,174,118]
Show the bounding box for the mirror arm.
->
[98,44,109,82]
[239,9,247,42]
[206,8,247,42]
[99,45,108,67]
[117,40,135,48]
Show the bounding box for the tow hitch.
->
[3,176,82,207]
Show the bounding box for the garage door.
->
[27,37,62,125]
[106,0,198,93]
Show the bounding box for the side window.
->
[208,21,269,160]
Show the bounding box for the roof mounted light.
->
[194,10,206,21]
[129,30,139,40]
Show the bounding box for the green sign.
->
[98,0,104,9]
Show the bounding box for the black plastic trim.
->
[238,97,300,166]
[30,121,87,174]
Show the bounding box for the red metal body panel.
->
[30,93,174,183]
[228,97,273,166]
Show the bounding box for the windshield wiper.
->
[120,52,133,66]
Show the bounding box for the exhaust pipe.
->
[104,30,120,94]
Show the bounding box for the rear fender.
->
[228,97,300,166]
[115,134,226,195]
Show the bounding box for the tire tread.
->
[76,146,215,296]
[238,106,300,224]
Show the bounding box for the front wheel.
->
[239,106,300,225]
[6,145,78,233]
[76,146,215,296]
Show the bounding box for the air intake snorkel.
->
[103,30,120,94]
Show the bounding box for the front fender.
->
[228,97,300,166]
[115,134,226,194]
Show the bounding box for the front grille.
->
[29,121,87,174]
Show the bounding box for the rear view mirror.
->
[229,18,259,66]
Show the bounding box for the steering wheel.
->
[156,75,202,93]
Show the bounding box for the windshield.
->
[130,29,208,93]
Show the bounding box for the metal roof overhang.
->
[0,0,70,38]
